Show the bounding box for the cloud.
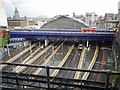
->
[4,0,120,17]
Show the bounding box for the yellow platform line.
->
[82,45,99,80]
[16,44,52,72]
[15,45,44,71]
[0,43,37,68]
[51,45,74,77]
[74,46,86,79]
[33,43,62,75]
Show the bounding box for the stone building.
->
[116,1,120,47]
[28,20,43,26]
[96,16,105,29]
[85,12,98,27]
[104,13,118,30]
[72,12,85,22]
[104,13,114,20]
[7,8,28,28]
[8,20,28,27]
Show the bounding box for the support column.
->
[29,44,32,57]
[86,40,89,48]
[62,43,64,55]
[52,46,55,64]
[46,66,50,90]
[45,39,49,46]
[39,42,41,47]
[7,45,10,57]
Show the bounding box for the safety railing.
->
[1,62,120,90]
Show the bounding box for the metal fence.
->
[1,62,120,90]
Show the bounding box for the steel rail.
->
[74,46,86,79]
[51,44,74,76]
[15,44,44,71]
[15,44,53,72]
[0,43,37,69]
[82,45,99,80]
[33,43,62,75]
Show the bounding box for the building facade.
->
[85,12,98,27]
[104,13,118,30]
[117,1,120,50]
[7,8,48,29]
[8,8,28,28]
[73,12,85,22]
[8,20,28,27]
[28,20,43,26]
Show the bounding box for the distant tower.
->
[0,0,8,26]
[13,7,20,20]
[73,12,75,17]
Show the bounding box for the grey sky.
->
[4,0,120,17]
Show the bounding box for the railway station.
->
[1,15,120,90]
[1,1,120,89]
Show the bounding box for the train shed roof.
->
[41,15,89,29]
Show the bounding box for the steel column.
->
[46,66,50,90]
[105,70,111,90]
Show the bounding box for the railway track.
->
[81,45,99,81]
[87,47,114,86]
[1,43,42,87]
[22,47,52,74]
[49,43,99,89]
[21,41,66,88]
[15,45,45,73]
[16,44,53,73]
[74,46,86,80]
[3,42,116,90]
[2,40,116,90]
[55,46,81,79]
[33,42,65,76]
[50,44,99,86]
[21,40,64,74]
[50,44,74,77]
[2,42,55,87]
[2,43,39,71]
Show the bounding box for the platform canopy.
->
[7,43,20,46]
[9,38,25,42]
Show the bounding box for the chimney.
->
[73,12,75,17]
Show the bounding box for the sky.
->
[3,0,120,18]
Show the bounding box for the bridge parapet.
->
[10,29,116,41]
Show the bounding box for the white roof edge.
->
[64,15,89,27]
[41,15,89,28]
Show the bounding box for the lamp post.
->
[7,44,10,57]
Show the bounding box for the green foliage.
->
[0,30,10,48]
[0,38,2,48]
[1,38,8,46]
[110,69,120,85]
